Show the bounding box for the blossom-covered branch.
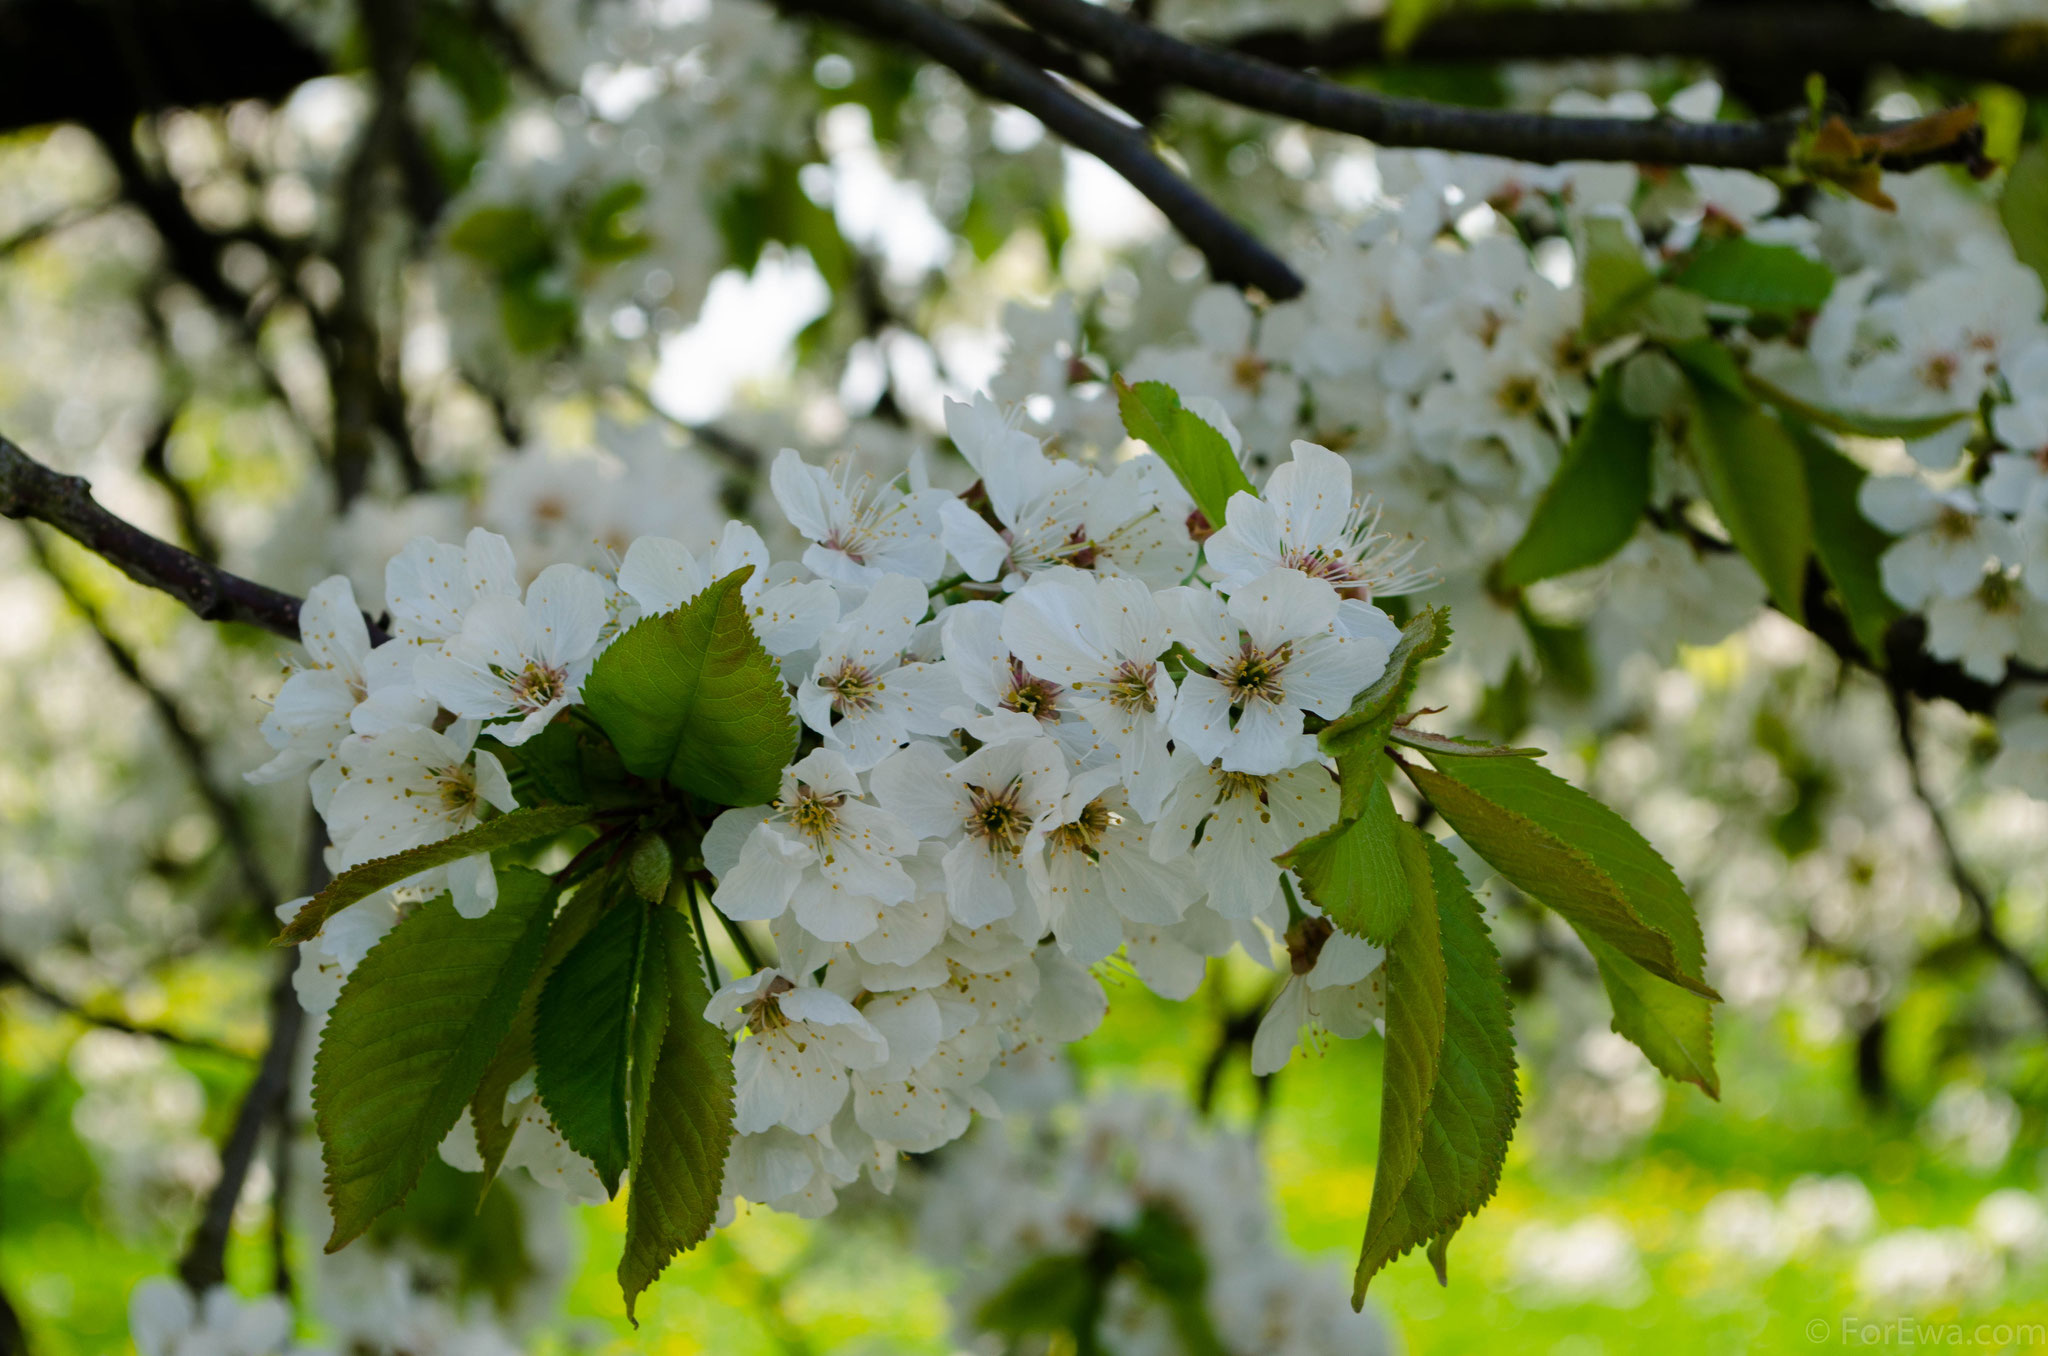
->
[0,432,378,644]
[773,0,1307,298]
[998,0,1987,172]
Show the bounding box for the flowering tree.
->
[3,0,2048,1350]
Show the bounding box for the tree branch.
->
[0,431,379,644]
[177,947,304,1293]
[1891,686,2048,1026]
[26,530,282,910]
[0,0,326,134]
[774,0,1306,299]
[0,955,254,1060]
[1222,7,2048,94]
[330,0,427,507]
[998,0,1984,172]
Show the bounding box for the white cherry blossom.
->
[1150,754,1339,922]
[1204,441,1428,610]
[1001,566,1180,815]
[870,735,1069,929]
[383,526,520,645]
[1251,920,1387,1076]
[770,447,949,586]
[249,576,430,783]
[323,721,516,918]
[709,749,919,943]
[795,573,963,769]
[709,971,890,1136]
[414,562,610,745]
[1166,568,1390,776]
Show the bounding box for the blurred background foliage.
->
[5,0,2048,1351]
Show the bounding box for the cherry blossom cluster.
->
[252,388,1425,1218]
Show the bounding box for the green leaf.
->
[1580,216,1657,344]
[1666,337,1749,399]
[582,567,796,807]
[618,905,735,1321]
[1681,375,1813,619]
[1286,607,1455,943]
[1746,370,1969,441]
[626,896,672,1169]
[1355,838,1519,1299]
[417,5,511,123]
[1355,822,1446,1301]
[1585,935,1721,1097]
[1419,751,1708,981]
[1411,748,1721,1093]
[446,205,552,276]
[1670,238,1835,314]
[280,804,596,944]
[2000,140,2048,293]
[1792,422,1901,664]
[1580,219,1708,344]
[535,898,649,1196]
[1319,606,1453,756]
[1498,370,1654,587]
[313,868,557,1250]
[1280,758,1412,944]
[1113,375,1254,530]
[499,277,577,354]
[577,180,652,263]
[1400,760,1716,999]
[471,874,611,1186]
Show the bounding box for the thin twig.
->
[999,0,1985,172]
[774,0,1304,299]
[0,431,380,643]
[1891,687,2048,1026]
[0,955,254,1060]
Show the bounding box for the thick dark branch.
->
[0,431,378,644]
[0,955,254,1059]
[1225,8,2048,93]
[775,0,1305,299]
[1000,0,1982,171]
[1892,687,2048,1026]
